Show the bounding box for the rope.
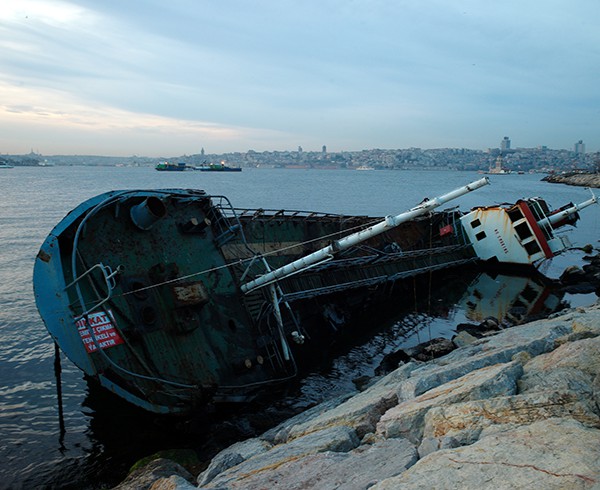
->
[114,215,385,302]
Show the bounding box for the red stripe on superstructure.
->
[530,285,553,316]
[517,202,554,258]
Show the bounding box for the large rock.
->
[270,362,420,443]
[260,392,356,444]
[200,438,417,489]
[372,418,600,489]
[197,438,272,486]
[201,425,360,488]
[395,319,573,403]
[148,475,197,490]
[113,458,195,490]
[422,390,600,446]
[519,335,600,393]
[377,361,523,443]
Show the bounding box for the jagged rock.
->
[202,438,417,489]
[149,475,197,490]
[261,393,354,444]
[371,418,600,490]
[519,335,600,396]
[593,373,600,408]
[374,349,412,375]
[422,390,600,445]
[417,436,460,458]
[395,319,572,404]
[560,265,587,285]
[201,425,360,488]
[581,243,594,254]
[480,316,500,330]
[197,438,272,486]
[455,316,501,339]
[377,361,523,444]
[352,374,373,391]
[406,337,456,362]
[451,330,479,347]
[272,363,419,443]
[113,458,194,490]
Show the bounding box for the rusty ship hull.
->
[33,187,478,414]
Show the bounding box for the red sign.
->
[76,310,124,354]
[439,224,454,237]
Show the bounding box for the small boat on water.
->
[33,178,597,413]
[194,162,242,172]
[0,162,14,169]
[155,162,190,171]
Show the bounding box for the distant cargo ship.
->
[155,162,189,171]
[194,162,242,172]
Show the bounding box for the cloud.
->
[0,0,599,154]
[0,81,294,155]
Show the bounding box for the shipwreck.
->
[33,178,597,413]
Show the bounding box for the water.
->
[0,166,598,489]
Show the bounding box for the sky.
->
[1,0,599,157]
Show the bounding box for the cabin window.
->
[475,231,487,241]
[524,241,541,256]
[507,208,524,223]
[470,219,481,228]
[515,222,533,240]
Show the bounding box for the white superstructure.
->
[461,192,597,266]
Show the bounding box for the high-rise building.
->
[322,145,327,154]
[500,136,511,151]
[574,140,585,154]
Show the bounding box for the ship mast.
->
[241,177,490,294]
[536,189,597,229]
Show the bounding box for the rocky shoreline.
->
[542,172,600,188]
[116,297,600,490]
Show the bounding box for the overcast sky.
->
[1,0,598,156]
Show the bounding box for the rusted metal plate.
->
[172,281,209,306]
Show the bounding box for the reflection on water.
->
[460,270,566,326]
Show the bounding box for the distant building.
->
[322,145,327,154]
[501,136,511,151]
[574,140,585,154]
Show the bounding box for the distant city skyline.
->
[1,1,599,157]
[11,136,592,159]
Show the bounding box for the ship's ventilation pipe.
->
[241,177,490,294]
[130,197,167,230]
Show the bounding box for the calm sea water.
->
[0,166,598,489]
